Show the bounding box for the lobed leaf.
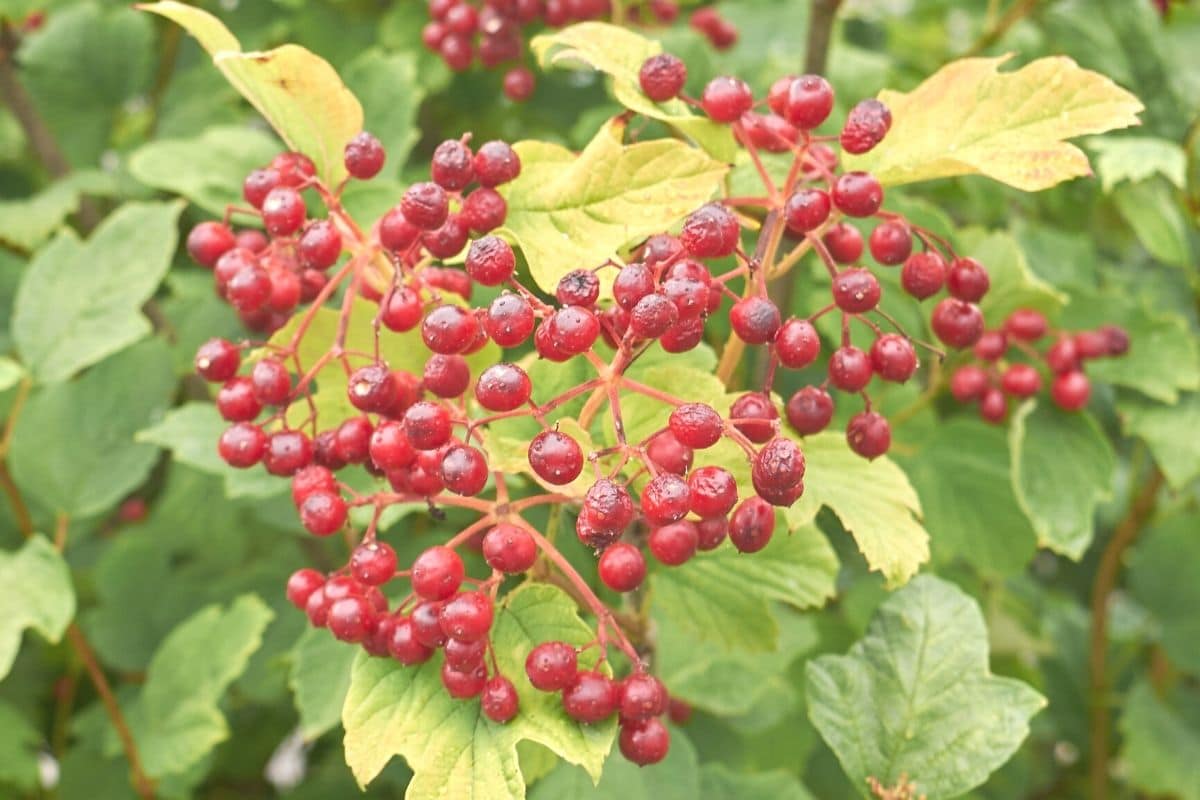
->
[1087,135,1187,192]
[0,536,75,681]
[843,55,1143,190]
[1120,392,1200,489]
[1118,681,1200,800]
[806,575,1045,799]
[289,628,357,741]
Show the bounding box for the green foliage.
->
[0,536,74,680]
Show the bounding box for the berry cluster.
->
[420,0,735,101]
[184,55,1126,768]
[949,309,1130,421]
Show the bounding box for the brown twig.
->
[1087,467,1164,800]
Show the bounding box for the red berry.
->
[503,67,536,102]
[369,421,416,471]
[291,464,336,506]
[832,172,884,217]
[870,334,917,382]
[411,546,465,601]
[840,98,892,154]
[668,403,723,449]
[270,152,315,187]
[1075,330,1109,360]
[411,600,448,647]
[951,365,990,402]
[261,186,306,236]
[444,637,487,672]
[186,222,236,267]
[946,257,990,302]
[782,74,834,128]
[823,222,864,264]
[868,221,911,265]
[787,386,834,434]
[645,431,693,475]
[473,141,521,187]
[439,34,473,71]
[528,430,584,485]
[900,251,947,300]
[730,297,782,344]
[298,220,342,270]
[620,674,667,721]
[389,617,434,664]
[242,169,280,210]
[423,354,470,398]
[475,363,532,411]
[286,568,325,610]
[235,229,268,253]
[1005,309,1047,341]
[1051,371,1091,411]
[688,465,739,517]
[525,641,577,691]
[401,181,450,230]
[300,490,347,536]
[641,474,690,525]
[440,592,494,642]
[421,213,469,258]
[549,306,601,354]
[1001,363,1042,398]
[1101,324,1130,356]
[351,542,398,586]
[1046,337,1080,373]
[930,298,985,348]
[700,76,753,122]
[598,543,646,592]
[485,293,535,347]
[979,388,1008,424]
[482,523,538,573]
[461,187,508,233]
[422,304,480,354]
[556,269,601,308]
[328,595,374,642]
[974,330,1008,361]
[629,294,679,339]
[775,318,821,368]
[219,422,267,468]
[832,267,882,313]
[264,430,313,476]
[584,479,636,531]
[344,131,386,179]
[680,202,740,258]
[482,676,520,723]
[784,189,831,234]
[828,345,873,392]
[729,496,775,553]
[639,53,687,102]
[740,112,799,152]
[562,671,619,723]
[442,661,488,699]
[441,444,489,496]
[226,266,271,313]
[403,401,452,450]
[620,718,670,766]
[195,338,240,382]
[846,411,891,459]
[751,437,805,496]
[696,516,728,550]
[729,392,778,443]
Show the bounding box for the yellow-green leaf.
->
[531,23,736,162]
[844,55,1143,190]
[784,432,929,587]
[138,1,362,185]
[498,118,727,294]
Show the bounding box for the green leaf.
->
[806,575,1045,799]
[0,536,75,681]
[652,522,837,652]
[0,702,40,791]
[1128,515,1200,675]
[11,201,182,383]
[342,583,615,794]
[530,23,735,162]
[0,357,23,393]
[1119,681,1200,800]
[843,55,1143,190]
[498,118,727,294]
[139,1,363,185]
[136,403,286,500]
[1112,179,1193,267]
[530,725,699,800]
[9,339,176,518]
[1087,135,1187,192]
[1008,401,1115,560]
[128,125,281,216]
[342,49,425,170]
[289,628,356,741]
[117,595,274,779]
[896,418,1037,575]
[1120,392,1200,489]
[0,174,105,253]
[959,230,1067,326]
[784,432,929,587]
[701,764,816,800]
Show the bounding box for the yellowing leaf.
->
[138,1,362,185]
[844,55,1143,190]
[531,23,736,162]
[498,118,727,294]
[784,432,929,587]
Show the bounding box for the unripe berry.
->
[639,53,687,102]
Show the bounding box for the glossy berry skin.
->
[503,66,535,102]
[775,319,821,368]
[461,188,507,233]
[1046,338,1080,373]
[351,542,397,586]
[1001,363,1042,397]
[473,141,521,187]
[629,294,678,339]
[620,674,668,721]
[680,203,739,258]
[741,111,798,152]
[783,74,834,128]
[668,403,723,449]
[291,464,336,507]
[195,338,240,381]
[411,546,464,601]
[422,214,469,258]
[442,662,488,699]
[261,186,306,236]
[870,334,918,382]
[620,718,670,766]
[286,568,325,610]
[411,601,448,647]
[344,131,386,179]
[729,392,778,443]
[841,99,893,154]
[979,388,1007,424]
[787,386,835,434]
[379,207,421,252]
[869,221,912,265]
[649,521,699,566]
[482,677,520,723]
[380,287,424,333]
[832,172,884,217]
[401,182,449,230]
[641,474,690,525]
[422,304,480,354]
[730,297,782,344]
[900,252,947,300]
[752,438,806,495]
[368,421,416,471]
[828,345,873,392]
[525,641,578,691]
[389,617,434,664]
[219,422,267,468]
[466,235,516,285]
[613,263,655,310]
[328,596,373,643]
[832,267,882,313]
[486,294,535,346]
[297,220,342,270]
[475,363,532,411]
[482,524,538,573]
[347,363,395,413]
[264,431,313,476]
[846,411,891,459]
[973,330,1007,361]
[562,671,619,723]
[187,222,236,267]
[527,430,584,485]
[700,76,753,122]
[946,257,990,302]
[729,496,775,553]
[441,445,489,496]
[696,516,728,550]
[931,298,985,348]
[951,365,989,401]
[784,189,831,234]
[597,543,646,592]
[639,53,687,101]
[440,592,493,642]
[1051,371,1091,411]
[688,466,739,517]
[299,490,347,535]
[1005,309,1047,341]
[431,139,474,190]
[584,479,635,531]
[556,269,601,308]
[823,222,864,264]
[549,306,600,354]
[423,354,470,398]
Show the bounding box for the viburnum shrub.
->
[6,1,1194,799]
